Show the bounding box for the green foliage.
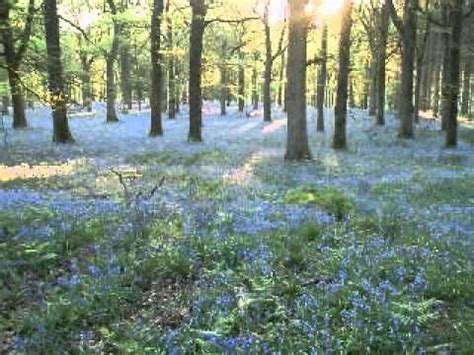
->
[285,186,354,220]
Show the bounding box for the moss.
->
[285,186,354,220]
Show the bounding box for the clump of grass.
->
[285,186,354,220]
[459,128,474,146]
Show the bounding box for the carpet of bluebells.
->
[0,102,473,353]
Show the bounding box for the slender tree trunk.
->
[432,32,442,117]
[285,0,311,161]
[43,0,73,143]
[443,0,463,147]
[167,2,176,119]
[220,65,226,116]
[369,60,377,115]
[188,0,205,141]
[238,53,245,112]
[252,53,259,110]
[376,2,389,125]
[80,57,93,112]
[316,24,328,132]
[461,59,472,117]
[120,45,132,111]
[277,51,285,107]
[333,0,353,150]
[150,0,164,136]
[394,0,417,138]
[106,0,120,123]
[440,4,450,130]
[0,5,27,128]
[263,5,272,122]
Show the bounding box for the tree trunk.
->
[188,0,206,141]
[432,32,442,117]
[238,55,245,112]
[285,0,311,161]
[333,0,353,150]
[167,1,176,119]
[150,0,164,136]
[106,1,120,123]
[368,60,377,115]
[220,65,227,116]
[376,1,389,125]
[461,59,472,117]
[43,0,73,143]
[263,5,272,122]
[443,0,463,147]
[395,0,417,138]
[316,24,328,132]
[120,45,132,111]
[80,57,93,112]
[440,3,450,130]
[277,51,285,107]
[0,4,27,128]
[252,53,259,110]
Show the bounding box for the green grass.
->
[285,186,354,220]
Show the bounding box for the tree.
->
[0,0,35,128]
[316,23,328,132]
[333,0,353,150]
[262,1,286,122]
[43,0,74,143]
[150,0,164,136]
[105,0,121,123]
[442,0,465,147]
[166,1,177,119]
[285,0,311,161]
[376,1,390,125]
[387,0,418,138]
[188,0,206,142]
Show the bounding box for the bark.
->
[0,0,34,128]
[277,51,285,107]
[120,45,132,111]
[388,0,418,138]
[285,0,311,161]
[188,0,206,141]
[316,24,328,132]
[443,0,463,147]
[461,59,471,116]
[80,55,93,112]
[238,53,245,112]
[432,32,442,117]
[333,0,353,150]
[440,4,450,130]
[263,2,272,122]
[376,1,390,125]
[166,1,176,119]
[220,65,227,116]
[368,60,377,115]
[43,0,73,143]
[150,0,164,136]
[252,53,259,109]
[106,0,120,123]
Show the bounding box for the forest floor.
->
[0,102,473,353]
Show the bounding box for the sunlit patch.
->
[262,119,286,135]
[225,153,263,184]
[0,162,78,182]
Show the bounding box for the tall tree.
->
[442,0,465,147]
[150,0,164,136]
[105,0,121,122]
[333,0,353,150]
[316,23,328,132]
[262,3,286,123]
[43,0,74,143]
[0,0,35,128]
[285,0,311,161]
[387,0,418,138]
[166,1,176,119]
[188,0,206,141]
[376,1,390,125]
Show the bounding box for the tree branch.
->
[14,0,36,63]
[386,0,404,34]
